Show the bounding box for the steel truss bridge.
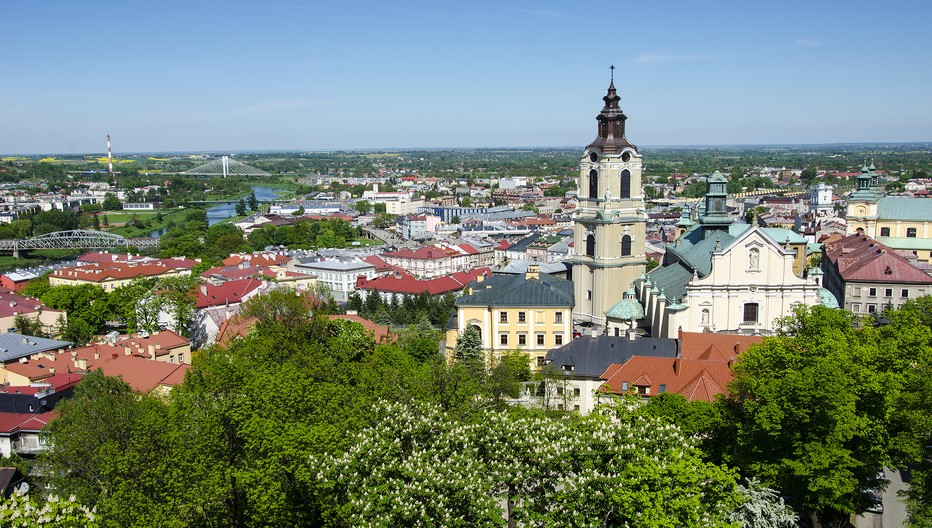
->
[0,230,159,258]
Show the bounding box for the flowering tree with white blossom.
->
[0,488,97,528]
[312,401,747,527]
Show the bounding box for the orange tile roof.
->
[216,315,259,347]
[678,331,763,362]
[51,258,197,283]
[600,355,735,403]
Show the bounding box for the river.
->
[150,185,287,236]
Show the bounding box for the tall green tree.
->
[720,305,932,525]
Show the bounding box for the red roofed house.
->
[2,331,191,388]
[0,373,83,458]
[821,233,932,315]
[182,278,268,348]
[379,242,484,279]
[3,337,189,395]
[599,332,762,403]
[0,411,56,458]
[49,257,198,291]
[0,288,65,335]
[356,268,491,302]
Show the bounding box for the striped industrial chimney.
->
[106,134,113,174]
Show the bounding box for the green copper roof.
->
[708,170,728,183]
[876,197,932,222]
[875,236,932,250]
[605,297,645,321]
[817,287,839,309]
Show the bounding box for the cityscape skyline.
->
[2,0,931,154]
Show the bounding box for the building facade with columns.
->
[568,77,647,328]
[633,173,831,338]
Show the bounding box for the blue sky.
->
[2,0,931,154]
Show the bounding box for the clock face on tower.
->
[621,152,631,162]
[856,206,866,215]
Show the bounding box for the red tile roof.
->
[196,278,265,308]
[824,234,932,284]
[77,251,150,264]
[600,355,734,402]
[93,356,189,393]
[678,332,763,362]
[215,315,260,347]
[222,253,291,267]
[0,290,61,319]
[0,411,56,434]
[355,268,492,295]
[52,258,197,283]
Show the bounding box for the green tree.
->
[800,167,818,184]
[454,325,483,370]
[488,350,531,399]
[311,400,744,527]
[12,314,47,338]
[247,190,258,211]
[102,192,121,211]
[235,198,247,216]
[720,305,930,525]
[354,199,372,215]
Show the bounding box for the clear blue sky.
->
[2,0,931,154]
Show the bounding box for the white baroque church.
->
[571,76,834,338]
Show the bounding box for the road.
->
[854,468,908,528]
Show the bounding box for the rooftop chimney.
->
[526,265,540,281]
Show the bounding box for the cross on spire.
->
[610,64,615,82]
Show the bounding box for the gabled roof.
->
[196,278,265,308]
[599,355,734,402]
[824,234,932,284]
[0,290,63,320]
[0,411,55,435]
[456,272,573,308]
[356,268,492,296]
[216,315,259,347]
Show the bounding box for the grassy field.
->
[104,208,189,238]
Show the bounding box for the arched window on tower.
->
[589,169,599,199]
[586,234,596,257]
[620,169,631,199]
[621,235,632,256]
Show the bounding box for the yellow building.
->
[445,266,574,370]
[49,258,196,291]
[846,165,932,263]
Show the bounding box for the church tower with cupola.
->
[570,71,648,327]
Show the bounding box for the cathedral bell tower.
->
[570,70,647,328]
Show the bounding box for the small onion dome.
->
[605,293,644,321]
[817,287,839,309]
